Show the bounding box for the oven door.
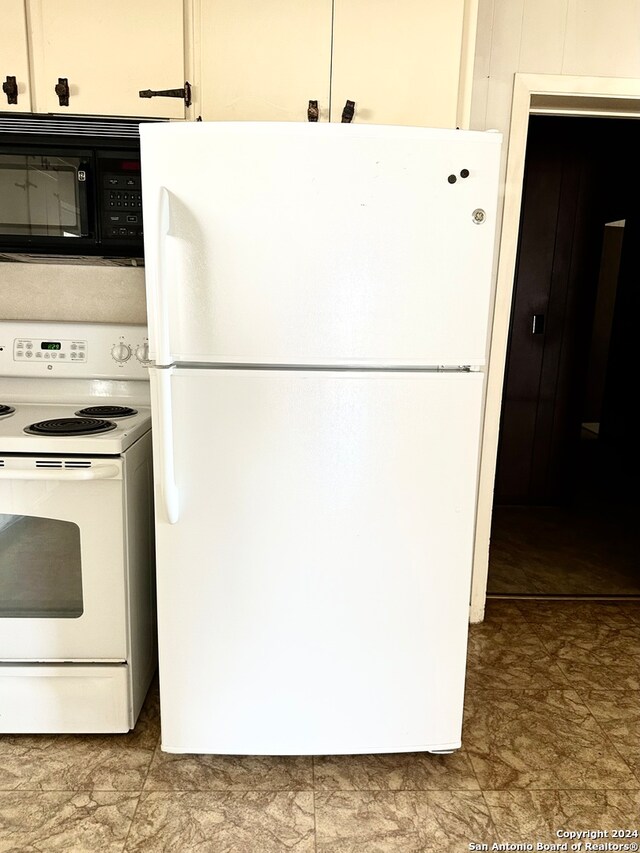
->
[0,457,127,661]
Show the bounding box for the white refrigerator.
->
[140,122,501,755]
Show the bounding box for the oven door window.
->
[0,154,88,237]
[0,514,83,618]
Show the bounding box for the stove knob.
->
[135,342,150,364]
[111,342,132,363]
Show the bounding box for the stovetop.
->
[0,322,151,455]
[0,402,151,455]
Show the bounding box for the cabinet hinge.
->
[139,82,192,108]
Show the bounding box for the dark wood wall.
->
[494,116,640,505]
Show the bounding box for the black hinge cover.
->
[139,81,192,108]
[55,77,70,107]
[341,100,355,123]
[307,100,319,122]
[2,76,18,105]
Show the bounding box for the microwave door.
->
[0,148,98,253]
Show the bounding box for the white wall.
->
[471,0,640,135]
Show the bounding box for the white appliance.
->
[140,122,502,755]
[0,321,156,733]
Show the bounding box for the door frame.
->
[470,72,640,622]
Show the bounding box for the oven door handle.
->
[0,464,121,481]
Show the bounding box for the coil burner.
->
[75,405,138,418]
[24,417,117,436]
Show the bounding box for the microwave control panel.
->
[98,156,144,248]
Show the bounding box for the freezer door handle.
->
[153,368,180,524]
[155,186,177,366]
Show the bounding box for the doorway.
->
[488,114,640,596]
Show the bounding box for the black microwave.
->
[0,115,158,258]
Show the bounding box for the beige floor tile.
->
[313,751,479,791]
[554,658,640,691]
[466,622,569,689]
[0,791,139,853]
[619,603,640,626]
[582,690,640,780]
[463,689,638,790]
[124,791,314,852]
[0,686,159,791]
[484,790,640,841]
[144,751,313,791]
[314,790,494,853]
[532,622,640,690]
[0,736,156,792]
[533,621,640,663]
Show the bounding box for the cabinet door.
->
[0,0,31,113]
[199,0,332,122]
[331,0,465,127]
[28,0,186,118]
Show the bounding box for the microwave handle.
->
[0,464,120,481]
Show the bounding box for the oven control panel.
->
[14,337,87,363]
[0,322,151,380]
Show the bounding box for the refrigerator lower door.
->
[152,367,483,755]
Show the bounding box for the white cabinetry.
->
[2,1,471,125]
[28,0,187,118]
[1,0,187,119]
[198,0,472,127]
[198,0,332,123]
[331,0,466,127]
[0,0,32,112]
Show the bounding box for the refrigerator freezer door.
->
[152,367,483,754]
[141,123,501,368]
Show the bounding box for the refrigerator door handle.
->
[153,368,180,524]
[155,186,176,367]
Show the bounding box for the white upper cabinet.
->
[198,0,471,127]
[331,0,466,127]
[0,0,32,112]
[27,0,187,118]
[198,0,333,122]
[2,0,471,124]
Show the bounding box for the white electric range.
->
[0,321,156,733]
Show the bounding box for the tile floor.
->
[1,599,639,851]
[488,505,640,595]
